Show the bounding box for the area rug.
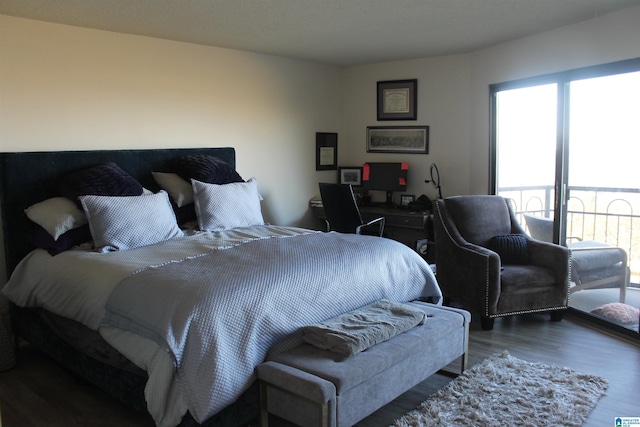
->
[391,351,608,427]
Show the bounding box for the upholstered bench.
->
[256,302,470,427]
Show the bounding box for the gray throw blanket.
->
[301,299,426,356]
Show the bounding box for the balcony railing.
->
[499,185,640,285]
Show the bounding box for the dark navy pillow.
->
[169,155,243,184]
[57,162,144,203]
[488,234,528,265]
[28,224,93,255]
[173,203,197,225]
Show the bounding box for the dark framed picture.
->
[338,167,363,186]
[400,194,415,207]
[377,79,417,121]
[316,132,337,170]
[367,126,429,154]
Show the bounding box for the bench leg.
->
[259,380,331,427]
[461,321,469,373]
[260,382,269,427]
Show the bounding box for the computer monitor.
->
[362,162,408,206]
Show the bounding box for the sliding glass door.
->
[494,83,557,219]
[491,58,640,335]
[564,71,640,330]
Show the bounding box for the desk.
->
[358,206,428,231]
[310,202,434,262]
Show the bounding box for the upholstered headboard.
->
[0,147,236,276]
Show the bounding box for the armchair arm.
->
[434,206,502,315]
[356,216,385,237]
[526,238,570,292]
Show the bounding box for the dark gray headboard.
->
[0,147,236,276]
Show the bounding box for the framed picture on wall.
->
[367,126,429,154]
[316,132,338,170]
[338,166,363,186]
[377,79,417,121]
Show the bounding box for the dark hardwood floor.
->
[0,312,638,427]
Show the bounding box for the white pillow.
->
[152,172,193,207]
[24,197,88,240]
[80,190,184,252]
[192,178,265,231]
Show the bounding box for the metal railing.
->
[499,185,640,285]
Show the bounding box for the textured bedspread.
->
[103,231,440,423]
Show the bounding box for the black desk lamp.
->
[425,163,442,199]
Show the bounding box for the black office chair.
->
[319,183,385,236]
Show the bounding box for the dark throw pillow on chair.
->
[488,234,528,265]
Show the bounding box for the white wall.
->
[341,55,471,202]
[0,15,343,226]
[341,5,640,200]
[0,15,342,286]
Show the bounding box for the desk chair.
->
[319,183,385,236]
[523,213,628,302]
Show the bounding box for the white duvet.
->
[2,225,440,427]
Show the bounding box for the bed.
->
[0,148,441,427]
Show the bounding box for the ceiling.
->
[2,0,639,66]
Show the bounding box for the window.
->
[491,58,640,336]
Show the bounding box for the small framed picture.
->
[338,167,363,186]
[316,132,338,171]
[401,194,415,207]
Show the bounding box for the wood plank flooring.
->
[0,312,638,427]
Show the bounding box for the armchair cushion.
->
[444,195,512,245]
[499,265,563,314]
[500,265,557,292]
[488,234,528,265]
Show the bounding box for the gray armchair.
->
[434,195,570,330]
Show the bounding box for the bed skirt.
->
[11,305,259,426]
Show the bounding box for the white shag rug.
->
[392,351,608,427]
